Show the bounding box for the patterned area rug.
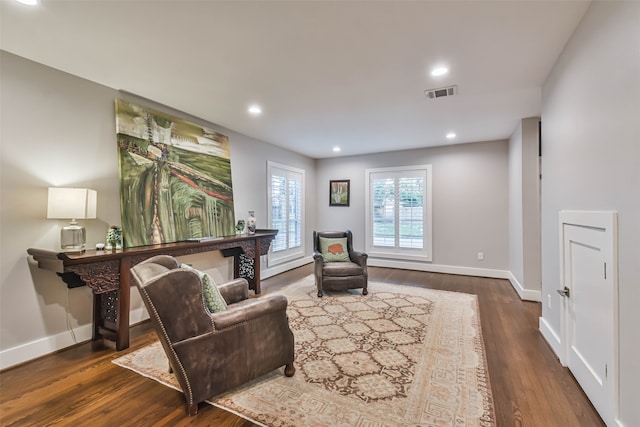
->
[113,276,495,426]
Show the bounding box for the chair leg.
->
[284,363,296,377]
[187,402,198,416]
[363,288,368,295]
[317,290,323,297]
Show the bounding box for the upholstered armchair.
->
[130,255,295,416]
[312,230,368,297]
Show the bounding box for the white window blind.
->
[366,165,432,262]
[267,161,305,266]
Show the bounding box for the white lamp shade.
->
[47,188,97,220]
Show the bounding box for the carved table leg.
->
[237,254,258,294]
[253,238,261,294]
[92,293,101,341]
[116,258,131,350]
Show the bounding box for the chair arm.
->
[312,251,324,262]
[312,251,324,279]
[217,278,250,305]
[211,294,288,330]
[350,251,368,267]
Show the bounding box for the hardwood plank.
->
[0,265,604,426]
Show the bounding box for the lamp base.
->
[61,223,86,252]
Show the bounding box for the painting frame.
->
[329,179,350,207]
[114,99,236,248]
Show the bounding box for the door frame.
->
[558,210,618,425]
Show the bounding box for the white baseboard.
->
[368,258,542,302]
[506,272,542,302]
[539,317,628,427]
[0,323,93,371]
[129,306,150,324]
[539,316,563,364]
[368,258,511,280]
[1,308,150,371]
[262,256,313,279]
[266,257,518,292]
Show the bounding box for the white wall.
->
[508,117,541,301]
[316,140,510,274]
[1,52,118,367]
[540,2,640,426]
[0,51,316,368]
[520,118,541,298]
[508,123,524,285]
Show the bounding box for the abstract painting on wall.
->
[115,99,235,248]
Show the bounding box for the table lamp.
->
[47,187,97,252]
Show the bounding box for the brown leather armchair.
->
[131,255,295,416]
[312,230,368,297]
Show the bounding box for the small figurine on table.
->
[105,226,123,250]
[247,211,256,234]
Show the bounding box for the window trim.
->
[267,161,305,267]
[365,164,432,262]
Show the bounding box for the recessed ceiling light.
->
[332,147,341,153]
[431,67,448,77]
[446,132,457,140]
[248,105,262,115]
[15,0,38,5]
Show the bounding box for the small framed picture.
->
[329,180,350,206]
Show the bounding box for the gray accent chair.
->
[312,230,368,297]
[130,255,295,416]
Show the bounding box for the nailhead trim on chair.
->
[133,270,196,410]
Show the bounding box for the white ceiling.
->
[1,0,590,159]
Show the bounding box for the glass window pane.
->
[372,178,395,247]
[271,175,287,252]
[288,177,302,248]
[399,177,423,248]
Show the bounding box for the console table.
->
[27,229,278,351]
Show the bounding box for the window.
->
[365,165,432,262]
[267,161,305,266]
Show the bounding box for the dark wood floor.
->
[0,265,604,426]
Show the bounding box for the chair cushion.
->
[323,261,363,276]
[181,264,228,313]
[319,237,350,262]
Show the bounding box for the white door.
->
[559,211,618,426]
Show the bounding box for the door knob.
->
[557,287,570,297]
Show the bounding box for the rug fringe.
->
[208,402,269,427]
[112,358,182,394]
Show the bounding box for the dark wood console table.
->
[27,229,277,351]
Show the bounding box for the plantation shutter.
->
[366,165,432,262]
[267,161,305,266]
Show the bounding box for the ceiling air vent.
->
[425,85,457,100]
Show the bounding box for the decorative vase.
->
[247,211,256,234]
[105,225,123,250]
[235,219,246,234]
